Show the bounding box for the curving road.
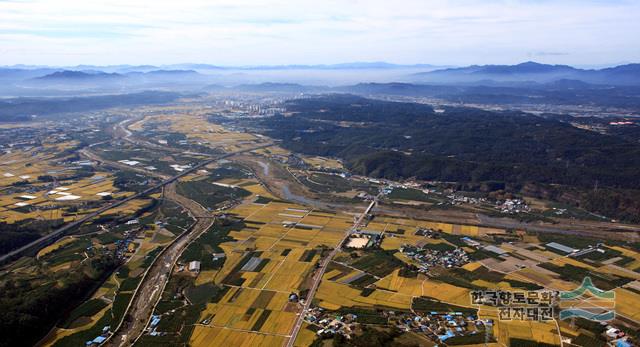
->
[103,182,216,347]
[0,139,271,265]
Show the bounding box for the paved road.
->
[80,148,170,180]
[0,142,271,264]
[0,166,163,264]
[104,182,215,347]
[0,153,205,264]
[96,145,272,346]
[476,214,640,241]
[285,197,378,347]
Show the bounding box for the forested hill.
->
[257,95,640,221]
[266,95,639,189]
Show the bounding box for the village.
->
[302,303,491,344]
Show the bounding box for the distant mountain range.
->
[2,61,638,86]
[5,69,206,92]
[35,69,200,80]
[37,70,124,80]
[0,62,638,97]
[0,63,441,92]
[1,62,439,73]
[220,62,438,70]
[412,61,640,85]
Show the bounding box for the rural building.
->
[546,242,578,254]
[483,245,507,255]
[188,261,201,272]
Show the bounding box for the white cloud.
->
[0,0,638,66]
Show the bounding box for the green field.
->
[180,222,241,270]
[387,187,440,203]
[350,250,404,278]
[176,179,251,209]
[59,298,109,329]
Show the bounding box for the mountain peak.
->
[412,62,640,85]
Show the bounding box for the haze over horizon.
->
[1,0,639,67]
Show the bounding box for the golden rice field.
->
[253,145,291,157]
[40,306,112,347]
[41,211,179,346]
[140,113,268,152]
[300,155,344,170]
[36,237,77,259]
[199,187,523,345]
[613,288,640,321]
[598,264,640,281]
[610,245,640,270]
[550,256,596,270]
[374,269,425,296]
[420,281,473,308]
[481,307,561,347]
[293,322,319,347]
[223,201,349,251]
[371,215,507,240]
[381,233,456,251]
[190,326,287,347]
[315,278,413,310]
[0,145,66,186]
[198,287,295,332]
[182,191,359,345]
[0,171,134,223]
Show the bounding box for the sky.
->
[0,0,639,67]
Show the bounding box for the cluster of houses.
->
[414,228,440,238]
[148,315,165,337]
[496,198,530,214]
[84,325,110,346]
[303,307,358,339]
[113,237,137,260]
[303,305,490,344]
[216,97,287,116]
[98,220,145,261]
[355,191,376,201]
[0,123,59,154]
[550,207,568,216]
[604,325,633,347]
[442,194,485,206]
[285,154,308,169]
[399,244,470,273]
[391,310,489,344]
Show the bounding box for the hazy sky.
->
[0,0,639,67]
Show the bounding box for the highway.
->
[0,142,272,264]
[284,196,379,347]
[82,119,272,345]
[80,148,170,180]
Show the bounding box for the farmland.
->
[31,196,194,347]
[298,208,640,346]
[2,97,640,347]
[0,121,158,257]
[141,171,353,346]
